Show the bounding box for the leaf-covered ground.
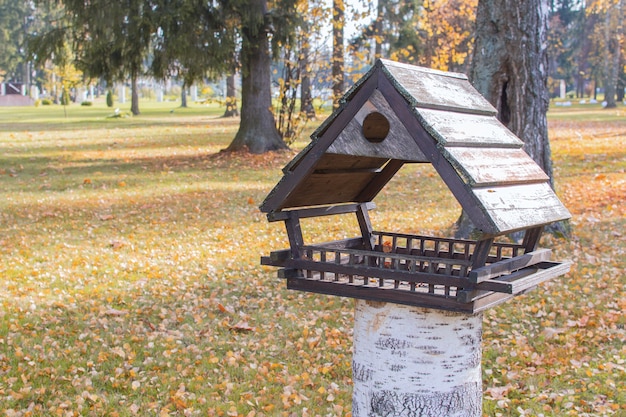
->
[0,103,624,416]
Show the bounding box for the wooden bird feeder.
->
[260,59,572,314]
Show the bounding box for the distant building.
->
[0,82,34,106]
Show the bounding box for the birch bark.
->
[352,300,483,417]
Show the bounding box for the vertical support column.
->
[352,300,483,417]
[283,211,304,259]
[522,226,543,253]
[356,203,375,251]
[471,238,494,268]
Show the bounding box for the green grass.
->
[0,100,625,416]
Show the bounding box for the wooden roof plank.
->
[472,183,572,233]
[443,147,550,187]
[416,108,523,148]
[379,59,497,116]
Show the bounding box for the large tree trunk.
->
[352,300,483,417]
[299,26,316,119]
[603,0,623,109]
[457,0,554,237]
[181,87,188,108]
[332,0,345,108]
[130,74,140,116]
[223,73,239,117]
[470,0,553,177]
[225,0,286,153]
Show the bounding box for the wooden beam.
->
[355,159,405,202]
[286,277,476,313]
[267,202,376,222]
[356,203,375,250]
[469,248,552,283]
[285,258,467,287]
[522,226,543,253]
[284,212,304,259]
[470,238,494,269]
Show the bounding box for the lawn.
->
[0,100,624,416]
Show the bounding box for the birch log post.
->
[352,300,483,417]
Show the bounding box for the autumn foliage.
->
[0,103,624,416]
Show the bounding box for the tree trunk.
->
[352,300,483,417]
[332,0,345,108]
[181,87,188,108]
[458,0,554,237]
[223,73,239,117]
[299,28,316,119]
[225,0,286,153]
[603,0,623,109]
[374,0,384,60]
[470,0,553,178]
[617,63,625,102]
[131,74,140,116]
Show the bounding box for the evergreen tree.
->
[150,0,235,109]
[223,0,300,153]
[32,0,154,115]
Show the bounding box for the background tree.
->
[456,0,556,237]
[150,0,235,109]
[588,0,624,107]
[351,0,476,73]
[417,0,477,72]
[0,0,34,83]
[33,0,154,115]
[331,0,345,108]
[351,1,420,67]
[298,0,319,120]
[223,72,239,117]
[223,0,299,153]
[471,0,553,177]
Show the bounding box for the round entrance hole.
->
[362,112,390,143]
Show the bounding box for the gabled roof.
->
[260,59,570,237]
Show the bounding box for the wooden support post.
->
[522,226,543,253]
[283,212,304,259]
[471,238,494,268]
[356,203,375,250]
[352,300,483,416]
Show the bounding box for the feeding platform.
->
[260,59,571,313]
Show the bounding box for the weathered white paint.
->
[352,300,483,417]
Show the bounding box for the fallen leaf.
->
[230,320,254,332]
[103,308,128,316]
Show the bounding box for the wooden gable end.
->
[326,89,427,162]
[259,68,385,212]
